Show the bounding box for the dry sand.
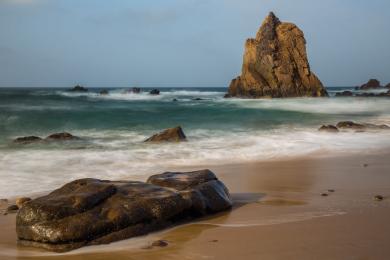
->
[1,151,390,260]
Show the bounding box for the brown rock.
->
[13,136,42,144]
[7,204,19,213]
[336,121,390,131]
[151,240,168,247]
[16,197,31,208]
[318,125,339,133]
[45,132,79,141]
[16,170,232,252]
[360,79,381,90]
[227,12,328,98]
[144,126,187,142]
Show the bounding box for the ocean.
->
[1,86,390,197]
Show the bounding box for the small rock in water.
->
[45,132,79,141]
[374,195,384,201]
[328,189,335,193]
[321,193,329,197]
[151,240,168,247]
[99,90,109,95]
[210,240,218,243]
[13,136,42,144]
[16,197,31,208]
[318,125,339,133]
[363,164,368,168]
[7,204,19,213]
[144,126,187,142]
[149,89,160,95]
[172,98,178,102]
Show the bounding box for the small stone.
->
[374,195,384,201]
[16,197,31,208]
[363,164,368,168]
[210,240,218,243]
[328,189,335,193]
[321,193,328,197]
[151,240,168,247]
[7,204,19,213]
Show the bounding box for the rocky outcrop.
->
[335,91,353,97]
[149,89,160,95]
[16,170,232,252]
[145,126,187,142]
[318,125,339,133]
[359,79,381,90]
[227,12,327,98]
[336,121,389,131]
[45,132,79,141]
[69,85,88,92]
[13,136,42,144]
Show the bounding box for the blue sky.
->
[0,0,389,87]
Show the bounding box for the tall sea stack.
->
[227,12,328,98]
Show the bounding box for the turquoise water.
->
[1,87,390,197]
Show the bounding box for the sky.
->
[0,0,389,88]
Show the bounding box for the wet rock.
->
[224,94,232,98]
[318,125,339,133]
[385,83,390,89]
[335,91,353,97]
[99,90,109,95]
[172,98,178,102]
[321,193,328,197]
[7,204,19,213]
[13,136,42,144]
[359,79,381,90]
[16,197,31,208]
[336,121,390,131]
[151,240,168,247]
[69,85,88,92]
[149,89,160,95]
[227,12,327,98]
[132,87,141,94]
[45,132,79,141]
[328,189,335,193]
[16,170,232,252]
[144,126,187,142]
[192,98,204,101]
[374,195,384,201]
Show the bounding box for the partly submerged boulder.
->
[99,90,109,95]
[318,125,339,133]
[45,132,79,141]
[69,85,88,92]
[132,87,141,93]
[335,91,353,97]
[336,121,390,131]
[13,136,42,144]
[16,170,232,252]
[227,12,328,98]
[145,126,187,142]
[359,79,381,90]
[149,89,160,95]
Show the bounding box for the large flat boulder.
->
[16,170,232,252]
[144,126,187,142]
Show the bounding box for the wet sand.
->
[1,151,390,260]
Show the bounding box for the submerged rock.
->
[335,91,353,97]
[99,90,109,95]
[16,170,232,252]
[385,83,390,89]
[318,125,339,133]
[145,126,187,142]
[336,121,390,131]
[149,89,160,95]
[13,136,42,144]
[69,85,88,92]
[132,87,141,94]
[227,12,327,98]
[45,132,79,141]
[359,79,381,90]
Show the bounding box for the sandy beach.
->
[1,150,390,260]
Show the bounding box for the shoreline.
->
[1,151,390,259]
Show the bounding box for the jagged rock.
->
[99,90,109,95]
[335,91,353,97]
[145,126,187,142]
[13,136,42,144]
[16,170,232,252]
[149,89,160,95]
[359,79,381,90]
[227,12,328,98]
[69,85,88,92]
[45,132,79,141]
[16,197,32,208]
[318,125,339,133]
[336,121,390,130]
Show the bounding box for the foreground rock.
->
[45,132,79,141]
[227,12,328,98]
[359,79,381,90]
[13,136,42,144]
[16,170,232,252]
[69,85,88,92]
[145,126,187,142]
